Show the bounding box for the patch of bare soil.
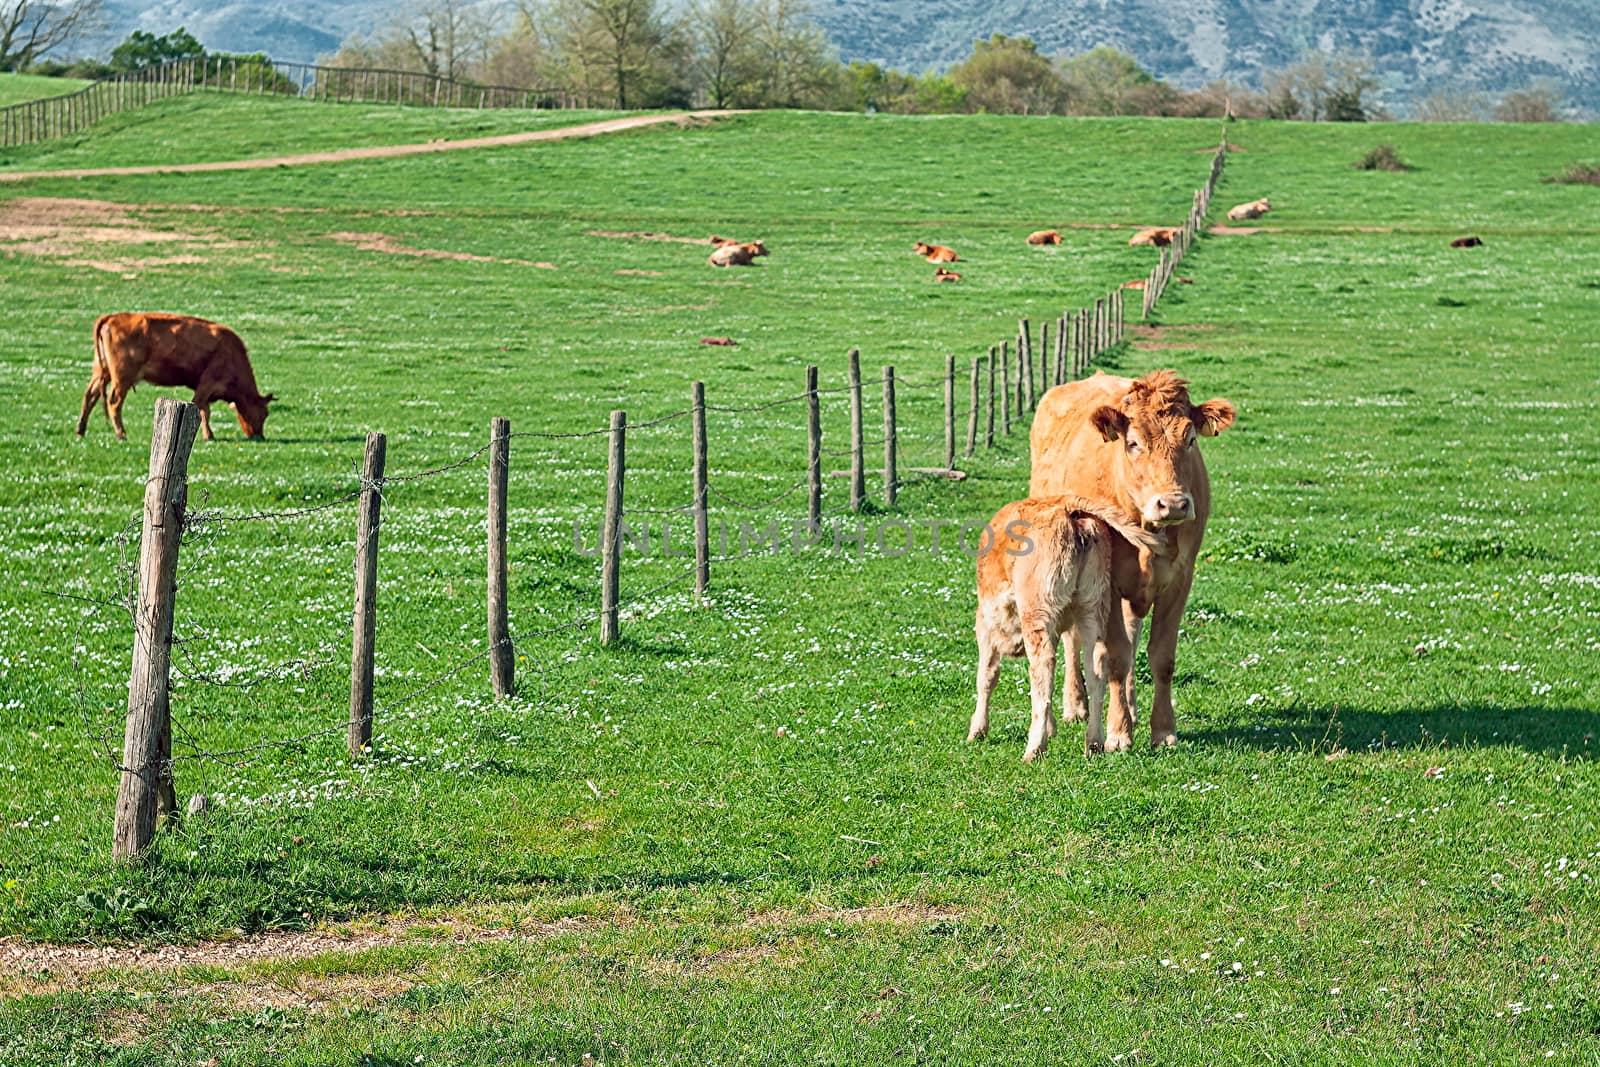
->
[0,197,236,276]
[326,231,555,268]
[1193,141,1246,152]
[1207,224,1267,236]
[589,230,714,245]
[614,268,665,276]
[0,915,586,994]
[1129,323,1228,352]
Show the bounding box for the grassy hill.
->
[1,99,1598,1063]
[0,72,89,108]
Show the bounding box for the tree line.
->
[2,0,1570,123]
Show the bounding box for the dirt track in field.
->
[0,111,736,183]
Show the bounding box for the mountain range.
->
[75,0,1600,114]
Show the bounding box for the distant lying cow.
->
[1128,227,1179,247]
[933,267,962,283]
[1450,235,1483,248]
[970,496,1158,761]
[1026,229,1063,246]
[76,312,274,441]
[1226,198,1271,221]
[709,241,768,267]
[914,241,960,263]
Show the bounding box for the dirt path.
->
[0,111,736,184]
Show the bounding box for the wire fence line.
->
[86,130,1230,859]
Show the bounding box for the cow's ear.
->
[1090,405,1128,442]
[1195,399,1236,437]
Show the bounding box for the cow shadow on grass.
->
[1186,701,1600,759]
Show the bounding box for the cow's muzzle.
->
[1144,493,1194,526]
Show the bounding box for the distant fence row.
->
[91,132,1230,860]
[0,55,583,149]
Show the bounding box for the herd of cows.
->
[72,206,1251,763]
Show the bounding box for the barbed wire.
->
[706,476,809,512]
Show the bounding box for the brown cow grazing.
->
[1026,229,1063,246]
[971,496,1159,761]
[708,241,767,267]
[1450,235,1483,248]
[1226,198,1272,221]
[1128,227,1179,247]
[933,267,962,282]
[76,313,274,441]
[1029,370,1235,750]
[914,241,960,263]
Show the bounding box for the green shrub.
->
[1353,143,1412,171]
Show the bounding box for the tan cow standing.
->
[1029,371,1235,749]
[970,496,1159,761]
[76,312,274,441]
[1226,198,1271,221]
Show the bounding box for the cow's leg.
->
[1147,573,1195,749]
[1020,615,1058,763]
[969,635,1002,743]
[106,387,130,440]
[191,384,220,441]
[76,374,104,437]
[1102,605,1138,752]
[1060,630,1089,723]
[1071,606,1107,755]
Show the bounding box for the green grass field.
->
[0,72,89,108]
[1,98,1599,1064]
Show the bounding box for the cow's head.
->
[745,240,768,257]
[913,241,932,256]
[232,393,275,439]
[1089,371,1234,527]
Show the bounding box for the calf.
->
[914,241,960,263]
[1226,198,1271,221]
[708,240,767,267]
[76,312,274,441]
[1027,229,1063,246]
[970,496,1158,761]
[933,266,962,282]
[1450,235,1483,248]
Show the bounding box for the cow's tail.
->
[91,315,113,420]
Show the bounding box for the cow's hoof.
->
[1085,738,1105,756]
[966,726,987,743]
[1152,732,1178,749]
[1103,733,1133,752]
[1062,706,1087,723]
[1022,745,1045,763]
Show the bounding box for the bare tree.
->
[1495,83,1563,123]
[690,0,757,108]
[0,0,103,71]
[751,0,837,108]
[1412,86,1487,122]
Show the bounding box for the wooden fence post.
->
[882,365,897,508]
[112,399,199,861]
[848,349,865,512]
[600,411,626,645]
[1020,319,1035,412]
[966,356,979,458]
[806,367,822,529]
[943,354,955,471]
[1001,340,1011,435]
[1039,321,1052,395]
[348,431,387,758]
[1056,316,1067,384]
[693,382,710,598]
[488,418,514,701]
[986,348,996,448]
